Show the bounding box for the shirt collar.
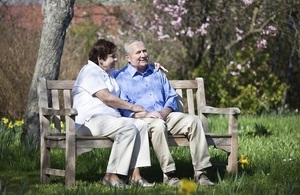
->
[88,60,97,65]
[88,60,108,75]
[127,63,155,77]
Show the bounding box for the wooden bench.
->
[37,77,241,186]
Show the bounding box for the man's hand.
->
[159,107,172,121]
[145,111,163,119]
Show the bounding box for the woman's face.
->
[98,53,117,73]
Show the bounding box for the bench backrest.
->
[37,77,208,134]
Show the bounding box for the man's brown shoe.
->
[194,173,214,186]
[163,174,180,186]
[130,178,155,187]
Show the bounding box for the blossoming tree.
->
[110,0,299,114]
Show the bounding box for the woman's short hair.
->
[88,39,117,65]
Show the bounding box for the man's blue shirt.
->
[115,64,178,117]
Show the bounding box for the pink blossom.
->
[157,25,164,36]
[171,17,182,30]
[236,33,242,41]
[256,39,267,49]
[157,25,170,40]
[196,22,209,36]
[178,0,186,6]
[262,25,277,36]
[230,71,239,76]
[164,6,174,13]
[158,34,170,40]
[243,0,253,5]
[246,61,251,69]
[186,27,194,37]
[117,29,125,36]
[235,27,243,41]
[153,0,164,10]
[235,27,243,34]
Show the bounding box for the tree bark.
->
[24,0,75,142]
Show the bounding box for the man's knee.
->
[149,119,166,129]
[183,114,202,128]
[148,120,168,137]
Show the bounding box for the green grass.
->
[0,114,300,194]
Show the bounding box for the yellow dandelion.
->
[60,121,65,129]
[179,178,197,195]
[8,121,14,129]
[14,119,24,127]
[239,155,250,169]
[2,117,9,124]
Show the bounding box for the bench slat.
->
[47,80,74,89]
[187,88,195,115]
[45,168,65,177]
[170,80,198,89]
[64,89,72,109]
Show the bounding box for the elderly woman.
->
[73,39,153,187]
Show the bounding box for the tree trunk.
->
[24,0,75,143]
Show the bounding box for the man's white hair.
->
[124,40,144,54]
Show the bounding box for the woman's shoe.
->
[102,177,127,188]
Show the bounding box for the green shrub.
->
[194,47,286,115]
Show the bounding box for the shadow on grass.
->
[74,147,226,183]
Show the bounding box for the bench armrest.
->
[41,108,78,116]
[200,106,241,115]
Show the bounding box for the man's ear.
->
[125,54,130,62]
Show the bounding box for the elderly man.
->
[115,40,214,186]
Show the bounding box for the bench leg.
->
[227,141,238,174]
[227,114,238,174]
[65,116,76,187]
[65,152,76,186]
[41,144,50,184]
[65,157,75,187]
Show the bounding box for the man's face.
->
[126,41,149,68]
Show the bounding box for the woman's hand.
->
[154,62,169,73]
[131,105,146,112]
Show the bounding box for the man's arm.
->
[160,73,178,112]
[159,107,173,121]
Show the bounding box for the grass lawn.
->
[0,114,299,194]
